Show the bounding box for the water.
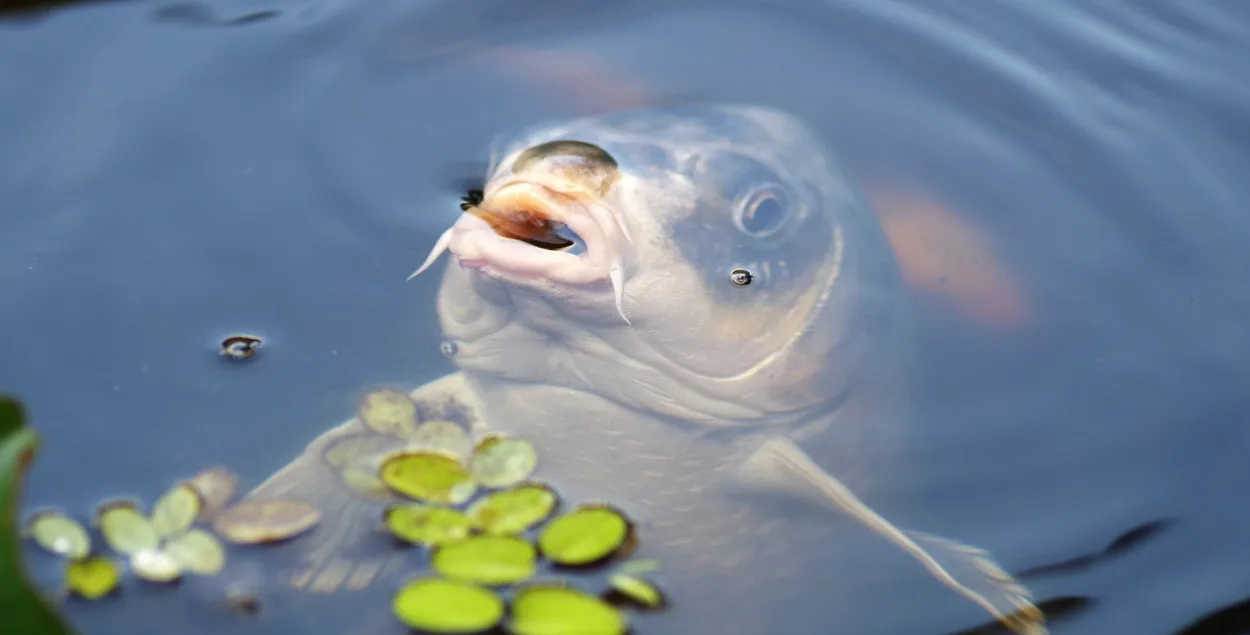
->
[3,1,1250,634]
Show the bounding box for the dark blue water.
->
[3,1,1250,634]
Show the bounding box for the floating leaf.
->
[615,559,661,574]
[380,451,477,505]
[212,499,321,545]
[432,536,537,586]
[509,584,627,635]
[340,465,393,499]
[131,549,182,583]
[538,505,632,567]
[26,509,90,559]
[467,483,557,536]
[385,504,473,548]
[65,556,121,600]
[96,500,159,556]
[358,390,418,437]
[151,484,201,538]
[185,467,238,519]
[470,437,537,488]
[165,529,226,575]
[392,577,504,634]
[606,572,666,610]
[323,433,407,469]
[409,420,473,460]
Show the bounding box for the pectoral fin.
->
[735,437,1047,635]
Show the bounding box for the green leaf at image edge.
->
[0,396,78,635]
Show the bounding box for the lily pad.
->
[509,584,627,635]
[470,437,537,488]
[380,451,477,505]
[537,505,632,567]
[185,467,238,519]
[27,509,90,560]
[340,465,393,499]
[96,500,159,556]
[432,535,537,586]
[409,420,473,460]
[606,572,666,610]
[467,483,558,536]
[131,549,181,583]
[65,556,121,600]
[358,389,418,437]
[165,529,226,575]
[392,577,504,634]
[151,484,201,538]
[385,504,473,548]
[212,499,321,545]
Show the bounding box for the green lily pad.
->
[0,396,78,634]
[26,509,90,560]
[164,529,226,575]
[469,437,537,489]
[96,500,159,556]
[151,484,201,538]
[358,389,418,437]
[131,549,181,583]
[605,572,666,610]
[466,483,558,536]
[409,420,473,461]
[432,535,537,586]
[380,451,477,505]
[537,505,633,567]
[509,584,627,635]
[185,467,238,519]
[211,499,321,545]
[385,504,473,548]
[392,577,504,634]
[65,556,121,600]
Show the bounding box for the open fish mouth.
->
[407,180,635,323]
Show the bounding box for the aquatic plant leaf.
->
[165,529,226,575]
[0,396,78,635]
[96,501,159,556]
[392,577,504,634]
[385,504,473,548]
[358,389,418,437]
[509,584,627,635]
[64,557,121,600]
[212,499,321,545]
[380,451,477,505]
[26,509,90,559]
[466,483,558,536]
[151,484,201,538]
[340,465,393,498]
[615,559,661,574]
[432,535,537,586]
[470,437,537,489]
[537,505,631,566]
[185,467,238,519]
[323,433,407,468]
[409,420,473,461]
[606,572,666,609]
[130,549,182,583]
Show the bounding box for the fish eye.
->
[733,183,790,238]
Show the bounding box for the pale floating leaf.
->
[470,437,537,488]
[431,535,537,586]
[323,433,407,469]
[407,420,472,461]
[26,509,90,559]
[185,467,239,518]
[165,528,226,575]
[385,504,473,548]
[509,584,627,635]
[606,572,667,609]
[151,484,201,538]
[392,577,504,633]
[615,559,661,574]
[340,465,393,499]
[131,548,182,583]
[380,451,477,505]
[96,500,159,556]
[358,389,418,437]
[65,557,121,600]
[212,499,321,545]
[466,483,558,536]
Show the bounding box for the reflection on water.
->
[3,1,1250,634]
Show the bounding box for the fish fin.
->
[736,437,1047,635]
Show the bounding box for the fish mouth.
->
[407,180,635,323]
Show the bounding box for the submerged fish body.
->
[245,105,1045,634]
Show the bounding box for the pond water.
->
[3,1,1250,634]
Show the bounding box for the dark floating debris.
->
[219,334,263,361]
[1018,518,1176,579]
